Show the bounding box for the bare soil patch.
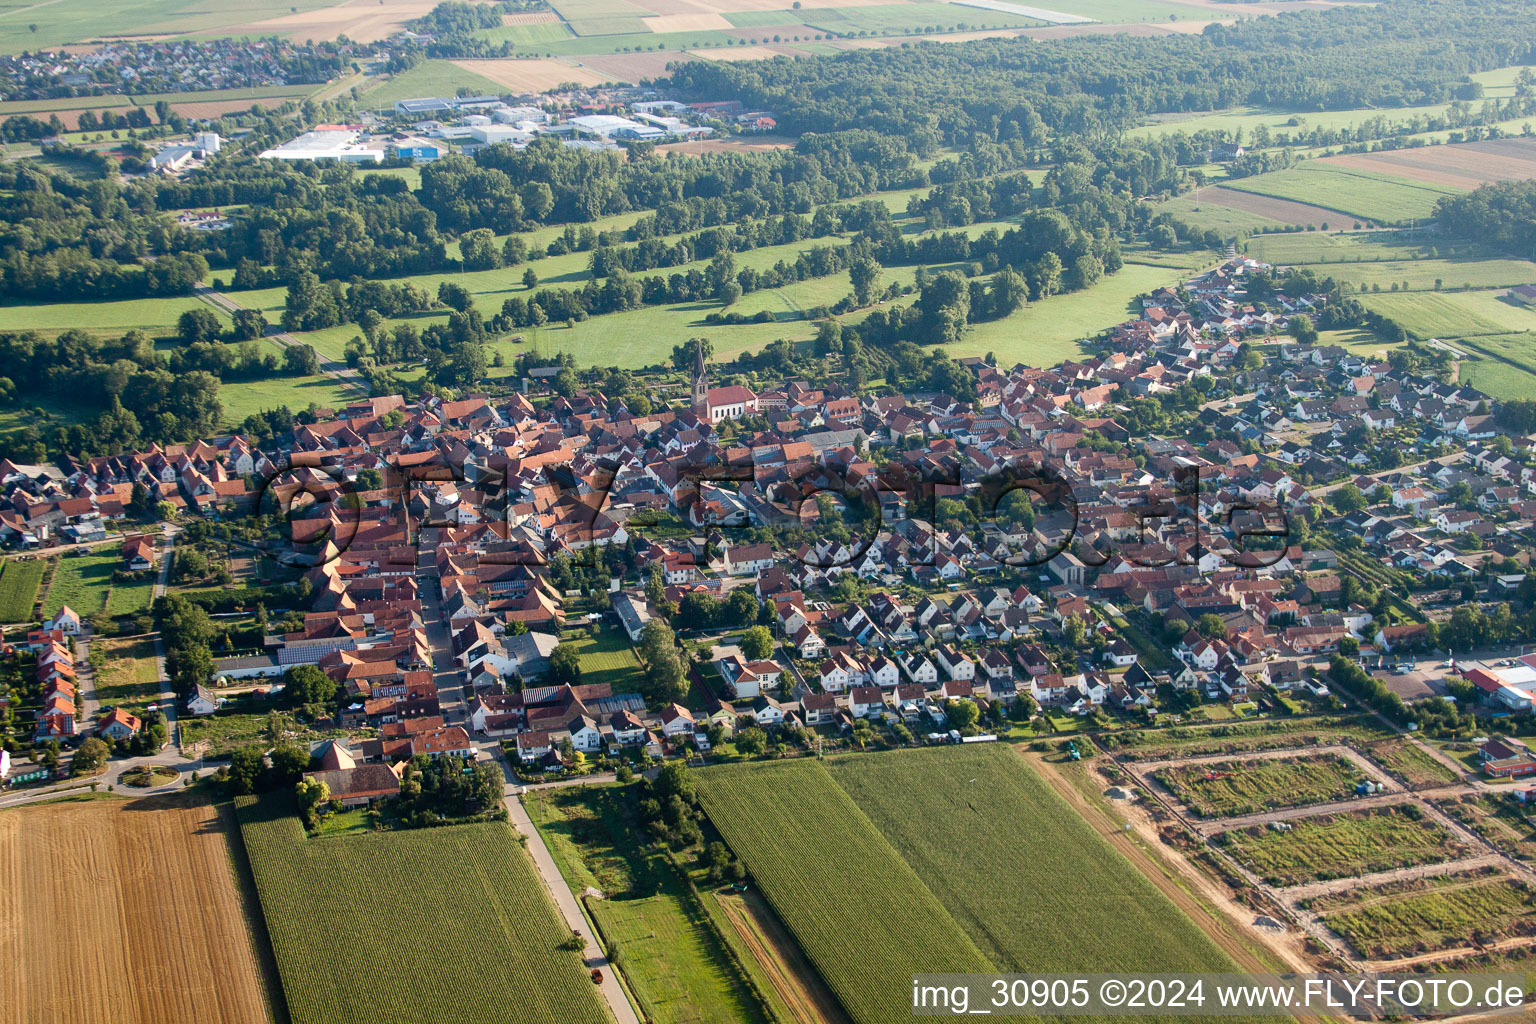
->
[644,0,899,11]
[1190,185,1351,229]
[686,43,788,60]
[1322,140,1536,192]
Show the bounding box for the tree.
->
[1197,613,1226,640]
[71,737,109,776]
[644,562,667,607]
[645,647,687,705]
[1233,342,1264,371]
[522,267,539,290]
[1289,313,1318,345]
[553,365,579,397]
[283,343,319,376]
[177,308,223,345]
[1331,483,1368,514]
[741,625,774,661]
[734,725,768,756]
[226,746,264,794]
[283,664,335,707]
[946,699,979,732]
[231,308,268,341]
[549,642,582,686]
[848,254,882,307]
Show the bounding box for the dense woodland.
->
[665,0,1536,142]
[1435,180,1536,258]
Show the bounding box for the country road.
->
[415,552,638,1024]
[193,283,369,395]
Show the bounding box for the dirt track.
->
[716,889,850,1024]
[1026,750,1324,1023]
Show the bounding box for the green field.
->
[1101,715,1393,760]
[0,0,344,52]
[1223,162,1462,226]
[953,259,1209,368]
[475,20,577,45]
[698,745,1244,1024]
[565,624,646,693]
[361,60,507,107]
[104,570,156,617]
[1023,0,1216,22]
[723,10,805,27]
[1360,290,1536,339]
[525,783,767,1024]
[1435,794,1536,861]
[1460,358,1536,400]
[235,792,611,1024]
[1155,754,1362,818]
[42,548,119,619]
[1311,873,1536,959]
[0,557,45,622]
[1244,232,1536,296]
[696,758,994,1024]
[1244,231,1436,265]
[1216,806,1466,887]
[1155,193,1289,237]
[0,295,226,334]
[826,745,1244,977]
[92,636,162,706]
[799,3,1043,35]
[1133,65,1536,146]
[218,373,363,426]
[0,84,314,116]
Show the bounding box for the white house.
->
[934,645,975,682]
[45,605,81,635]
[187,685,219,715]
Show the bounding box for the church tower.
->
[690,342,708,411]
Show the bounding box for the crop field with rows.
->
[697,745,1245,1024]
[694,760,993,1024]
[235,793,610,1024]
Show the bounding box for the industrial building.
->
[259,128,383,164]
[569,113,665,141]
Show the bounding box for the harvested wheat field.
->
[0,793,271,1024]
[216,0,445,43]
[451,57,613,91]
[1321,139,1536,192]
[642,11,733,30]
[501,9,563,22]
[686,43,789,60]
[644,0,899,12]
[579,50,684,80]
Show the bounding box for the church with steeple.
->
[691,340,708,411]
[688,344,758,425]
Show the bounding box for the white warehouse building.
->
[259,128,382,164]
